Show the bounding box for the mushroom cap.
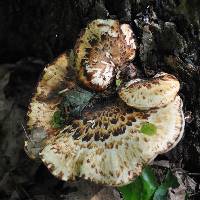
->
[25,53,74,159]
[74,19,136,91]
[118,72,180,110]
[39,95,184,186]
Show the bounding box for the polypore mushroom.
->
[39,95,184,186]
[119,72,180,110]
[74,19,136,91]
[25,19,184,187]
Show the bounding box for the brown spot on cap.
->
[126,121,132,126]
[72,130,81,140]
[94,131,101,141]
[82,134,93,142]
[110,118,118,124]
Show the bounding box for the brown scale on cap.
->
[74,19,136,91]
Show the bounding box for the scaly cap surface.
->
[119,72,180,110]
[40,96,184,186]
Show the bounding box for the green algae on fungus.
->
[51,110,65,129]
[140,122,157,136]
[115,79,122,87]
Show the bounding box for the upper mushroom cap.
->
[118,72,180,110]
[39,95,184,186]
[74,19,136,91]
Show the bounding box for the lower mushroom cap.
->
[119,72,180,110]
[39,95,184,186]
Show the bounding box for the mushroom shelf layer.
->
[40,95,184,186]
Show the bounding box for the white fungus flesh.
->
[119,72,180,110]
[39,96,184,186]
[74,19,136,91]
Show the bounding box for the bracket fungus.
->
[119,72,180,110]
[25,19,185,187]
[74,19,136,91]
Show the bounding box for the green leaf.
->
[118,166,158,200]
[51,110,65,128]
[141,167,159,200]
[140,122,157,136]
[118,168,179,200]
[119,177,142,200]
[153,170,179,200]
